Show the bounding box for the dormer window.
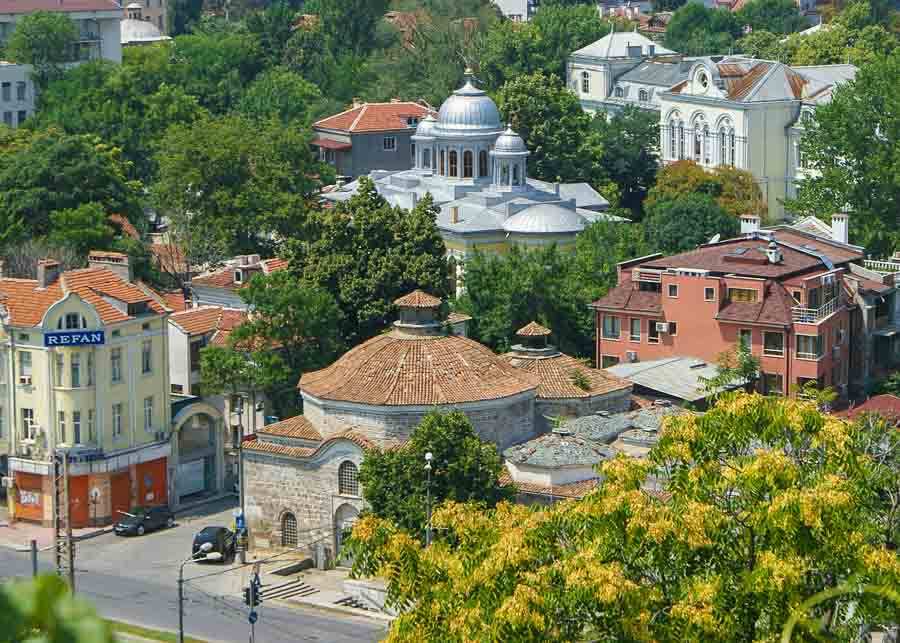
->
[406,117,419,127]
[234,269,243,284]
[697,70,710,90]
[639,89,649,102]
[614,86,624,98]
[127,301,149,316]
[58,313,86,329]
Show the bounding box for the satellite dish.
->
[708,233,721,244]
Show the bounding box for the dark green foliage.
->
[735,0,809,34]
[245,1,297,67]
[304,0,391,56]
[236,66,321,126]
[645,194,739,254]
[356,411,515,537]
[285,177,448,346]
[167,0,204,35]
[47,203,116,256]
[664,4,742,56]
[4,12,78,90]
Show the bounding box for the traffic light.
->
[243,583,262,607]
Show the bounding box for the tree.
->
[304,0,391,56]
[286,179,448,345]
[735,0,809,34]
[0,127,142,248]
[736,30,790,61]
[282,20,330,87]
[245,1,298,67]
[0,575,115,642]
[152,113,326,259]
[646,160,766,218]
[236,66,321,126]
[571,218,651,304]
[347,392,900,641]
[47,203,116,256]
[353,411,514,539]
[788,49,900,255]
[700,341,761,397]
[167,0,204,35]
[645,194,739,254]
[652,0,688,11]
[4,12,78,90]
[664,4,742,56]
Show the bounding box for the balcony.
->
[863,259,900,275]
[792,297,838,324]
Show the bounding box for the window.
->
[512,164,520,186]
[22,408,35,439]
[71,353,81,388]
[19,351,31,377]
[64,313,82,329]
[423,148,431,169]
[281,512,298,546]
[172,384,184,394]
[190,341,202,373]
[112,329,120,337]
[669,119,677,159]
[630,318,641,342]
[581,71,590,93]
[16,81,25,101]
[58,411,66,443]
[3,111,11,126]
[479,150,488,177]
[639,89,649,102]
[614,86,624,98]
[791,291,801,304]
[112,403,123,437]
[761,373,783,395]
[449,150,458,177]
[678,121,685,160]
[88,410,95,442]
[73,411,81,444]
[87,352,94,386]
[763,332,784,357]
[667,284,678,298]
[0,406,4,438]
[16,110,26,125]
[411,142,416,164]
[338,461,359,496]
[439,150,445,175]
[728,288,758,303]
[797,335,823,360]
[55,353,64,386]
[648,321,660,344]
[739,329,752,348]
[601,355,620,368]
[142,339,152,374]
[142,322,150,331]
[383,136,396,151]
[704,287,716,301]
[406,116,418,127]
[234,270,243,284]
[463,150,473,178]
[668,321,678,336]
[144,396,153,431]
[1,82,9,101]
[111,348,122,383]
[602,316,621,340]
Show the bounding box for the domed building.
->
[243,291,540,558]
[502,322,632,431]
[121,3,171,46]
[322,71,627,290]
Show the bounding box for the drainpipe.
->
[784,325,792,397]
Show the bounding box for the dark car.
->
[114,505,175,536]
[192,526,235,563]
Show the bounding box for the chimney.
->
[352,97,362,108]
[765,240,783,264]
[740,214,760,235]
[450,206,459,224]
[37,259,61,288]
[390,97,401,103]
[831,210,849,244]
[88,251,133,282]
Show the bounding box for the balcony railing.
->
[863,259,900,274]
[792,297,838,324]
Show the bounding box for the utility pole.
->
[53,451,75,591]
[424,452,433,546]
[235,396,246,564]
[30,539,38,577]
[242,562,261,643]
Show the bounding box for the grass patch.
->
[105,619,207,643]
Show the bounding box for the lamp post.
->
[233,396,246,564]
[178,542,222,643]
[424,452,433,546]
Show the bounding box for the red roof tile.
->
[839,394,900,423]
[503,351,632,400]
[716,282,794,326]
[170,306,248,344]
[314,102,435,133]
[591,277,662,313]
[394,290,441,308]
[192,257,287,290]
[245,426,375,459]
[516,321,551,337]
[310,138,352,151]
[0,0,119,13]
[161,291,187,312]
[257,415,322,441]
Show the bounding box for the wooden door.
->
[111,471,131,522]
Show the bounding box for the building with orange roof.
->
[190,254,288,310]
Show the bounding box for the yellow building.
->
[0,252,173,527]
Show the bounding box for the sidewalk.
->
[0,507,112,551]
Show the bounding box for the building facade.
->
[492,0,538,21]
[121,2,170,45]
[0,0,122,128]
[190,254,287,310]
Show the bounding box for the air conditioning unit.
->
[625,351,638,363]
[1,476,12,489]
[655,322,670,334]
[18,375,32,385]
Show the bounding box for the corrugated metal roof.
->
[617,59,693,87]
[607,356,745,402]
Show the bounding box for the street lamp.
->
[178,542,222,643]
[424,452,433,546]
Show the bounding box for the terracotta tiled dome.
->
[516,321,551,337]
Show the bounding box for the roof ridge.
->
[313,103,363,128]
[349,104,368,132]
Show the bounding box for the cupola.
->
[491,124,529,192]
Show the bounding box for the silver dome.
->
[504,203,587,235]
[435,80,502,138]
[494,125,528,154]
[121,18,170,44]
[413,113,438,139]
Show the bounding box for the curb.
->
[276,596,396,623]
[73,526,114,542]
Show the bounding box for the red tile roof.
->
[394,290,441,308]
[516,321,551,337]
[310,138,352,151]
[500,472,600,500]
[245,426,375,459]
[313,102,435,133]
[0,0,120,13]
[716,282,795,326]
[257,415,322,441]
[169,306,248,346]
[161,291,187,313]
[192,257,287,290]
[839,394,900,423]
[503,351,632,400]
[590,277,662,313]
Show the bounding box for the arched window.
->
[702,124,710,164]
[281,512,298,546]
[677,120,685,160]
[614,86,624,98]
[729,131,736,167]
[479,150,488,177]
[668,118,677,159]
[691,115,706,164]
[512,163,520,186]
[411,142,416,165]
[718,119,734,166]
[500,161,509,185]
[581,70,590,93]
[639,89,649,102]
[449,150,458,177]
[423,148,431,169]
[338,461,359,496]
[463,150,473,178]
[439,150,445,175]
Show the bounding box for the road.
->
[0,500,387,643]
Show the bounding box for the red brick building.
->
[591,224,866,397]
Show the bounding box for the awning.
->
[310,138,351,151]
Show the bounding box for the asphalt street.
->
[0,500,387,643]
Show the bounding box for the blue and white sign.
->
[44,331,105,347]
[248,610,258,624]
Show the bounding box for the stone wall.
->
[244,440,366,556]
[534,388,632,433]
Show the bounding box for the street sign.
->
[248,610,258,624]
[236,512,245,531]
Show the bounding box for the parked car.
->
[192,526,235,563]
[114,505,175,536]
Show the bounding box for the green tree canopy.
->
[646,160,766,219]
[735,0,809,34]
[4,12,78,89]
[46,203,116,257]
[664,4,742,56]
[304,0,390,56]
[645,193,739,254]
[788,49,900,255]
[736,29,790,60]
[236,66,321,126]
[285,178,448,346]
[354,410,514,538]
[348,392,900,641]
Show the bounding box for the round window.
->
[698,71,709,89]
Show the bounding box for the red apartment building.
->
[591,215,866,397]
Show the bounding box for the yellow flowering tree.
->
[346,392,900,642]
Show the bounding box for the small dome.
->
[413,114,438,139]
[435,77,502,139]
[504,203,587,235]
[494,125,528,154]
[121,18,170,44]
[126,1,141,7]
[517,321,551,337]
[394,290,441,308]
